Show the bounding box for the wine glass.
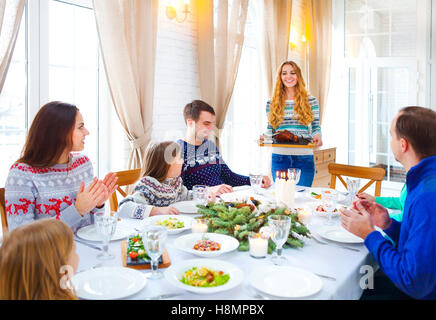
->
[346,178,361,206]
[193,185,209,205]
[268,215,291,266]
[143,225,167,280]
[249,173,263,194]
[287,168,301,185]
[322,190,338,225]
[94,211,118,261]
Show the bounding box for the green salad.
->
[157,217,184,229]
[180,267,230,287]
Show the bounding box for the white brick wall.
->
[152,3,200,143]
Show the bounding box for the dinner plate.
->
[306,187,346,202]
[173,233,240,257]
[317,225,364,244]
[172,200,199,214]
[76,224,132,242]
[249,265,322,298]
[140,215,194,235]
[164,258,244,294]
[71,267,147,300]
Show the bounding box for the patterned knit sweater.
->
[177,139,250,190]
[118,176,191,219]
[4,153,104,232]
[266,96,322,155]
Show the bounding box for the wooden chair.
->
[109,169,141,212]
[1,188,8,233]
[328,163,386,197]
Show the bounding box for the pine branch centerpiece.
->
[195,197,312,254]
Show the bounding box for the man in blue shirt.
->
[339,106,436,300]
[178,100,271,193]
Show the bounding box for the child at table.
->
[0,219,78,300]
[118,141,215,219]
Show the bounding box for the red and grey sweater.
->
[4,153,104,232]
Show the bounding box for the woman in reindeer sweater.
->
[5,101,118,232]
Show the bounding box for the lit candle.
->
[191,219,208,233]
[297,208,312,225]
[249,233,268,258]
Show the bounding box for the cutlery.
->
[312,272,337,281]
[76,262,104,274]
[143,293,183,300]
[74,237,102,251]
[244,286,270,300]
[311,233,361,252]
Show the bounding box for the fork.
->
[311,233,361,252]
[76,262,104,273]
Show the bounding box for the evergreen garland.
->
[195,199,312,254]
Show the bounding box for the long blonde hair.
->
[268,61,314,129]
[0,219,77,300]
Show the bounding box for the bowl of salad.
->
[164,259,244,294]
[140,215,193,235]
[173,233,239,258]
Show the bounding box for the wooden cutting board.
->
[121,240,171,270]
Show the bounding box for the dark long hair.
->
[17,101,79,167]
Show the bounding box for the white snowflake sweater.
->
[4,153,104,232]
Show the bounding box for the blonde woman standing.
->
[0,219,78,299]
[267,61,322,187]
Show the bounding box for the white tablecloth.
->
[74,186,379,300]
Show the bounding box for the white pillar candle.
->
[249,233,268,258]
[191,220,208,233]
[282,178,295,209]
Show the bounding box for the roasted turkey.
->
[274,130,299,143]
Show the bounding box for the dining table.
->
[73,185,380,300]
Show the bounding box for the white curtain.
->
[93,0,159,169]
[0,0,25,94]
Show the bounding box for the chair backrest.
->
[109,169,142,212]
[0,187,8,233]
[328,163,386,197]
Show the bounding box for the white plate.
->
[140,215,194,235]
[76,224,131,242]
[306,187,346,202]
[172,200,199,214]
[71,267,147,300]
[317,225,364,244]
[218,191,268,203]
[249,266,323,298]
[164,258,244,294]
[173,233,240,257]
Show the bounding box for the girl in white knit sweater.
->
[118,141,215,219]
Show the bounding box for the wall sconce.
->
[166,0,190,23]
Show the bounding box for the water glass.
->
[346,178,361,205]
[94,211,118,261]
[249,173,263,194]
[322,190,338,225]
[287,168,301,185]
[193,185,209,205]
[143,225,167,280]
[268,215,291,265]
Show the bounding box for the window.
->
[0,0,109,185]
[220,0,270,176]
[329,0,432,190]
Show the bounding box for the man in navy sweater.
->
[178,100,271,193]
[340,106,436,300]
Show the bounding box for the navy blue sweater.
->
[365,155,436,299]
[177,139,250,190]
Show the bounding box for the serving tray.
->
[121,240,171,270]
